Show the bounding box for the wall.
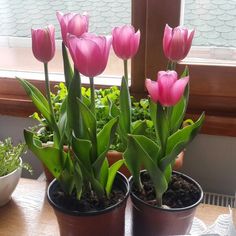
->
[0,115,42,179]
[182,134,236,196]
[1,115,236,195]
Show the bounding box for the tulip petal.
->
[163,24,173,59]
[169,28,185,61]
[145,79,159,103]
[112,25,140,60]
[31,25,55,63]
[170,76,189,105]
[158,71,178,106]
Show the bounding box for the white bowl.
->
[0,158,22,207]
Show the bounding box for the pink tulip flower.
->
[112,25,140,60]
[56,11,89,45]
[67,33,112,77]
[145,70,189,107]
[31,25,55,63]
[163,24,194,61]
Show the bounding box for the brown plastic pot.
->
[130,171,203,236]
[107,151,185,178]
[47,172,129,236]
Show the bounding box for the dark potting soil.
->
[132,172,201,208]
[51,185,125,213]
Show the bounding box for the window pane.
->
[0,0,131,82]
[182,0,236,65]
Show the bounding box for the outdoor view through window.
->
[0,0,131,83]
[0,0,235,82]
[183,0,236,65]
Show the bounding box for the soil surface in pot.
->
[132,172,201,208]
[52,185,126,212]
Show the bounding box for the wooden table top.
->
[0,178,230,236]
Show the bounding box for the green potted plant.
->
[18,12,131,235]
[0,138,31,206]
[117,25,205,235]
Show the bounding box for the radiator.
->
[203,192,235,207]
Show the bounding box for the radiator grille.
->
[203,192,235,207]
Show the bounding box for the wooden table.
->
[0,178,230,236]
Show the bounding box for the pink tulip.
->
[67,33,112,77]
[145,71,189,107]
[112,25,140,60]
[163,24,194,61]
[31,25,55,63]
[56,11,89,45]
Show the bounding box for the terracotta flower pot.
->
[47,172,129,236]
[129,171,203,236]
[107,151,185,178]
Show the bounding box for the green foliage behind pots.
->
[31,83,156,150]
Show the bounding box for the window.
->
[0,0,131,78]
[0,0,131,115]
[131,0,236,136]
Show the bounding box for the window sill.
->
[0,77,235,137]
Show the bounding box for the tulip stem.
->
[89,77,95,116]
[124,60,128,83]
[44,63,60,145]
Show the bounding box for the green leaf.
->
[97,116,119,157]
[18,78,51,123]
[99,158,109,189]
[106,159,124,196]
[124,134,167,204]
[24,129,64,178]
[57,97,68,144]
[62,42,73,89]
[72,134,92,170]
[119,76,131,143]
[93,117,118,178]
[170,82,189,134]
[149,99,159,142]
[160,113,205,171]
[77,98,97,161]
[67,70,83,139]
[74,162,83,199]
[132,120,148,135]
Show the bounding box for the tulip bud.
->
[67,33,112,77]
[163,24,194,62]
[146,70,189,107]
[31,25,55,63]
[56,11,89,46]
[112,25,140,60]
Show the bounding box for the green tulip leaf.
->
[160,113,205,171]
[124,134,168,204]
[97,116,119,157]
[106,159,124,196]
[62,42,73,89]
[18,78,51,123]
[77,98,97,161]
[72,134,92,170]
[74,162,83,199]
[119,76,131,141]
[24,129,64,178]
[99,158,109,189]
[67,70,83,139]
[170,82,189,134]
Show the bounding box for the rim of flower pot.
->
[129,170,203,212]
[47,171,130,216]
[0,158,22,180]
